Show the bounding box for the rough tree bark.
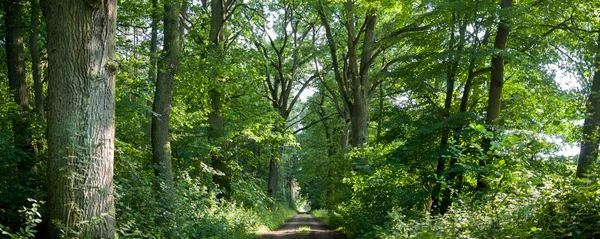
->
[151,0,180,223]
[267,132,283,199]
[207,0,233,198]
[477,0,513,191]
[44,0,118,237]
[576,32,600,178]
[351,11,376,147]
[318,1,379,148]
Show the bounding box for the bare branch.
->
[292,113,336,134]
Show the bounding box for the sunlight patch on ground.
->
[297,226,310,236]
[256,225,271,235]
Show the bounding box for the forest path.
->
[259,212,346,239]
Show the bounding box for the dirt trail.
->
[260,212,346,239]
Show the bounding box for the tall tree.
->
[145,0,159,137]
[4,0,33,158]
[151,0,180,223]
[477,0,513,191]
[179,0,188,46]
[207,0,235,198]
[576,32,600,178]
[30,0,43,118]
[317,0,376,148]
[317,0,428,148]
[430,16,466,213]
[253,0,316,199]
[44,0,118,237]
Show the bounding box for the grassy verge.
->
[310,209,329,223]
[311,209,348,234]
[251,205,297,236]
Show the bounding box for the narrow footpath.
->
[260,212,346,239]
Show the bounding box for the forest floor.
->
[259,212,346,239]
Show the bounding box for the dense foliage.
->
[1,0,600,238]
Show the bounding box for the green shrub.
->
[0,199,43,239]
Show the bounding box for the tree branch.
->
[292,113,336,134]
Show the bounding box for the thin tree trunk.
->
[44,0,118,237]
[4,0,33,154]
[30,0,45,158]
[376,81,384,143]
[30,0,43,118]
[431,64,456,213]
[317,2,350,152]
[576,32,600,178]
[317,98,335,156]
[440,60,476,214]
[477,0,512,191]
[152,0,180,224]
[435,16,468,214]
[179,0,188,47]
[340,120,350,151]
[145,0,159,138]
[5,0,36,211]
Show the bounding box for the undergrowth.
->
[113,142,298,238]
[306,143,600,238]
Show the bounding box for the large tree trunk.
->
[209,89,231,197]
[322,1,375,148]
[351,13,376,148]
[576,32,600,178]
[208,0,232,198]
[267,137,282,199]
[477,0,512,191]
[152,0,180,224]
[44,0,118,237]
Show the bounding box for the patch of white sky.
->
[546,46,584,156]
[550,64,581,156]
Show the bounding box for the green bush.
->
[373,170,600,238]
[113,142,297,238]
[0,199,43,239]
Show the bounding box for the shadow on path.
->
[260,212,346,239]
